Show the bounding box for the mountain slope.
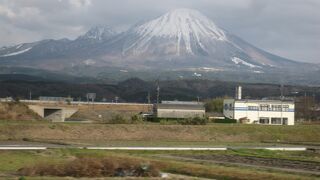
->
[108,8,307,71]
[0,8,318,82]
[0,26,118,69]
[78,25,116,41]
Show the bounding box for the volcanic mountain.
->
[122,8,228,56]
[0,8,318,81]
[111,8,308,70]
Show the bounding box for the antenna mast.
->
[280,84,284,100]
[156,80,160,104]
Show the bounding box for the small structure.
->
[223,86,295,125]
[155,101,205,119]
[28,105,78,122]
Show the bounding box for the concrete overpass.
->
[28,105,78,122]
[16,100,153,122]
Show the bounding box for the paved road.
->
[0,145,307,151]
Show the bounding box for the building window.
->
[260,104,269,111]
[248,106,259,111]
[282,105,289,112]
[224,104,229,110]
[259,117,269,124]
[282,118,288,125]
[271,118,282,125]
[271,105,282,111]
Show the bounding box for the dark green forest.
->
[0,75,319,103]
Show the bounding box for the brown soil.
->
[0,124,320,144]
[175,154,320,174]
[0,102,41,120]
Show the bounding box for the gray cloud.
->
[0,0,319,63]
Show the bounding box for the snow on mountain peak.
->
[0,47,32,57]
[80,25,116,41]
[135,8,226,40]
[124,8,227,55]
[231,57,262,68]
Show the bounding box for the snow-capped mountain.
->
[0,8,317,78]
[113,8,305,70]
[77,25,116,41]
[0,42,39,58]
[122,8,227,56]
[0,26,118,68]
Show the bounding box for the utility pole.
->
[304,91,308,122]
[157,85,160,105]
[29,90,32,100]
[147,92,151,104]
[156,80,160,105]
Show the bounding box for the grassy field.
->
[1,120,319,179]
[0,149,319,179]
[0,120,320,146]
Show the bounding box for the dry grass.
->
[66,103,152,122]
[69,109,138,122]
[18,157,159,178]
[0,102,41,121]
[0,123,319,143]
[150,158,316,180]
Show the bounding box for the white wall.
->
[157,109,205,119]
[223,99,295,125]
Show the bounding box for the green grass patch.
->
[0,150,65,172]
[227,149,320,163]
[0,149,319,179]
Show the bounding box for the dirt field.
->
[0,122,319,145]
[172,154,320,175]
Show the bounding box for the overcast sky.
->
[0,0,319,63]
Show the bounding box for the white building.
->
[223,86,295,125]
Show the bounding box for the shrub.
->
[180,116,208,125]
[109,114,129,124]
[213,118,237,123]
[204,98,224,113]
[18,157,160,178]
[131,114,144,124]
[106,114,146,124]
[64,158,104,177]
